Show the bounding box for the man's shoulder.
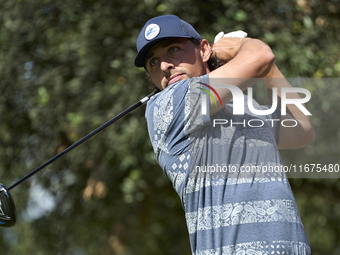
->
[146,74,209,111]
[149,78,191,103]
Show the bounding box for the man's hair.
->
[146,73,156,91]
[207,53,228,71]
[146,38,226,90]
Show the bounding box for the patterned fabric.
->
[186,199,302,235]
[194,241,310,255]
[145,75,310,255]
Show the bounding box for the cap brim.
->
[134,35,193,68]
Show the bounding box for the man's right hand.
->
[211,30,248,63]
[214,30,247,43]
[211,37,250,63]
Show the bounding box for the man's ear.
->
[200,39,212,63]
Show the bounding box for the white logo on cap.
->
[145,24,160,40]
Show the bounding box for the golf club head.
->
[0,184,16,227]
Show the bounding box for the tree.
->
[0,0,339,254]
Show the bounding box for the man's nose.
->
[160,58,175,72]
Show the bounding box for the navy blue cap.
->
[134,15,201,67]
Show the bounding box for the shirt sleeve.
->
[145,74,211,162]
[183,74,211,136]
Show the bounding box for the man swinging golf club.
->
[135,15,314,254]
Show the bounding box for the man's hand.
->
[214,30,247,43]
[211,37,250,63]
[211,30,248,62]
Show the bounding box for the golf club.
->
[0,89,160,228]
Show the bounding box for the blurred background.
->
[0,0,339,254]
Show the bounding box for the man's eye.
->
[150,58,159,66]
[169,47,178,53]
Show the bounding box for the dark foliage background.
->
[0,0,339,254]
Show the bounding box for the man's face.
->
[145,38,210,90]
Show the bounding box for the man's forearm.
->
[209,39,275,115]
[264,64,315,149]
[264,64,308,120]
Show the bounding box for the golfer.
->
[135,15,314,254]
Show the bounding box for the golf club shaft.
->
[7,89,160,191]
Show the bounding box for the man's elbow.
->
[304,127,316,146]
[294,127,316,149]
[278,124,315,150]
[301,120,316,147]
